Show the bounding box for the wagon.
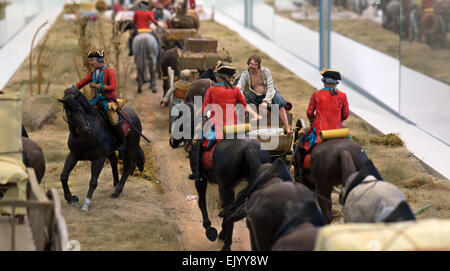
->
[244,105,299,160]
[0,165,69,251]
[162,28,199,50]
[0,93,69,251]
[166,37,232,134]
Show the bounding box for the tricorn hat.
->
[320,69,342,81]
[87,49,105,58]
[215,61,236,78]
[138,1,149,9]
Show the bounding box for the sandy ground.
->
[4,12,449,251]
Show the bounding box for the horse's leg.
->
[316,185,333,224]
[195,178,218,242]
[111,150,134,198]
[108,153,119,187]
[60,152,79,204]
[149,50,157,93]
[82,157,107,211]
[133,39,144,93]
[218,184,235,251]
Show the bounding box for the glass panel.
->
[399,0,450,145]
[329,0,401,112]
[217,0,246,25]
[255,0,320,67]
[0,0,65,48]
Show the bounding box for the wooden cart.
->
[0,168,69,251]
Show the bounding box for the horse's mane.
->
[339,159,383,205]
[272,201,326,245]
[63,88,94,115]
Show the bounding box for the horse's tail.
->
[339,150,357,185]
[225,205,247,223]
[136,145,145,172]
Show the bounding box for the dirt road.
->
[134,83,251,251]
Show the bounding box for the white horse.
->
[132,32,160,93]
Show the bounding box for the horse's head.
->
[339,159,383,205]
[198,69,217,82]
[58,88,93,136]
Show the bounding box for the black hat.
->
[215,61,236,78]
[87,49,105,58]
[138,1,149,8]
[320,69,342,80]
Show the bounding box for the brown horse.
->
[22,137,46,184]
[293,138,369,223]
[420,11,447,49]
[225,158,322,250]
[161,47,180,97]
[170,99,271,250]
[339,159,416,223]
[271,201,325,251]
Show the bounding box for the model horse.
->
[58,88,145,211]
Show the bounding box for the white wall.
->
[400,66,450,144]
[330,31,400,112]
[274,15,319,67]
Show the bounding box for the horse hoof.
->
[72,195,79,203]
[151,89,156,93]
[206,227,218,242]
[218,230,225,240]
[111,192,119,198]
[81,198,91,211]
[221,245,231,251]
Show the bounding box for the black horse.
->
[172,98,271,250]
[58,88,145,211]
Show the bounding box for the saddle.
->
[201,140,217,170]
[96,103,131,137]
[299,128,350,170]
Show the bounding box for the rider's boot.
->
[113,124,127,152]
[189,139,202,182]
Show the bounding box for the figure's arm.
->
[202,88,212,112]
[341,93,350,121]
[306,93,316,121]
[133,12,137,25]
[262,67,275,104]
[162,85,176,104]
[236,87,247,108]
[236,87,260,120]
[148,11,158,25]
[75,71,93,90]
[236,71,248,94]
[103,69,117,92]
